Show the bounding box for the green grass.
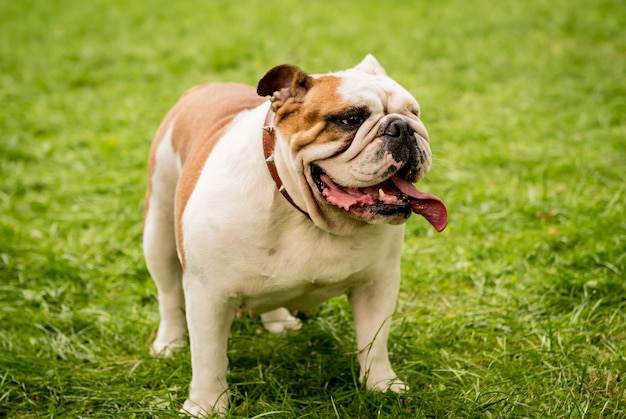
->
[1,0,624,417]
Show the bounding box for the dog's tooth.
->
[379,188,385,198]
[265,154,275,163]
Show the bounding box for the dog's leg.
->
[144,226,186,356]
[348,276,408,393]
[182,280,236,415]
[260,308,301,335]
[144,205,186,356]
[144,129,187,357]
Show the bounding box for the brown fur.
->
[145,83,265,269]
[272,75,350,152]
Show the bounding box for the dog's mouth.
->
[311,165,448,231]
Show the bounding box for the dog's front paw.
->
[363,373,410,394]
[181,400,209,418]
[383,378,410,393]
[182,398,228,418]
[260,308,302,335]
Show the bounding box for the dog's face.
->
[257,55,447,234]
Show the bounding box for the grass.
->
[1,0,624,417]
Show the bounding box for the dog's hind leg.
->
[260,308,302,335]
[144,123,187,356]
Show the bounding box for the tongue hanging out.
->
[318,173,448,232]
[390,176,448,232]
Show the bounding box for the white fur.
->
[146,57,422,415]
[177,104,407,413]
[144,123,186,357]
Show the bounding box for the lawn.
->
[1,0,624,417]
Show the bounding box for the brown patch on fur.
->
[145,83,265,269]
[273,75,352,152]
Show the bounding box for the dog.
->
[143,54,447,415]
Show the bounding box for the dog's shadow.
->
[228,311,356,393]
[224,312,416,417]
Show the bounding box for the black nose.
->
[383,119,414,139]
[382,119,419,177]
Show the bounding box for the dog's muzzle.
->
[380,118,422,183]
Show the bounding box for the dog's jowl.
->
[143,54,448,415]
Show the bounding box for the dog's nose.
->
[382,119,420,178]
[383,119,414,139]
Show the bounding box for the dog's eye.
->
[340,114,364,126]
[327,109,368,130]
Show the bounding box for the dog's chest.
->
[248,222,391,279]
[186,216,403,313]
[237,228,395,312]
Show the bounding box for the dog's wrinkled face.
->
[257,55,447,234]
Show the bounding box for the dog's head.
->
[257,55,447,234]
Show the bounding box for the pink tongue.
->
[391,176,448,232]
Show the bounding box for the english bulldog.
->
[143,54,447,415]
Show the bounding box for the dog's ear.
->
[257,64,314,111]
[354,54,387,76]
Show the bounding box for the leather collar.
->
[262,108,310,218]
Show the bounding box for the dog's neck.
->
[262,108,310,218]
